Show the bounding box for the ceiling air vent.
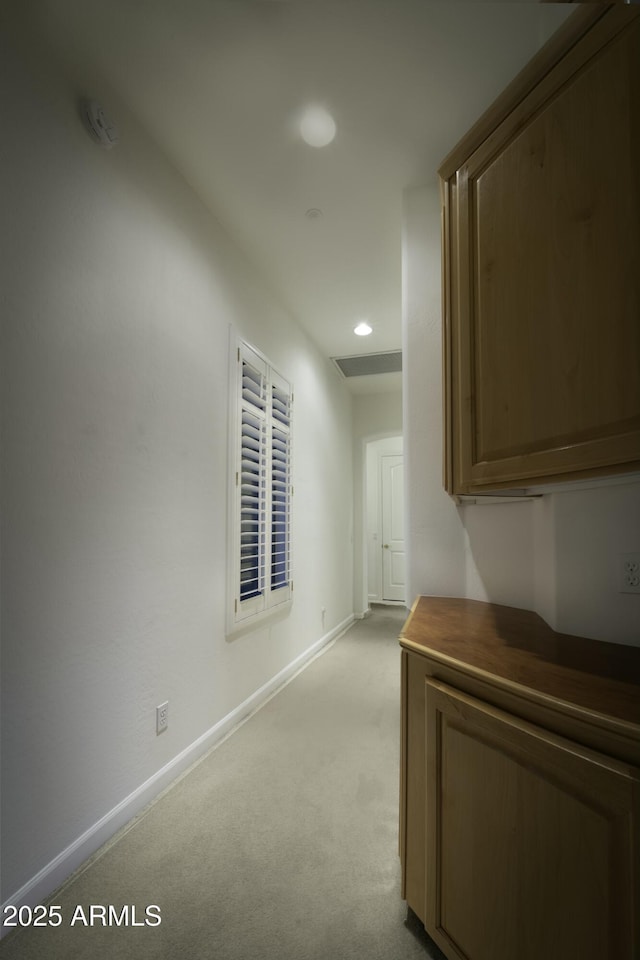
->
[332,351,402,378]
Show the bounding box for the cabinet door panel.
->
[425,679,639,960]
[446,11,640,491]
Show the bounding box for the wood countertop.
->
[399,596,640,729]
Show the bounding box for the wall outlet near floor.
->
[619,553,640,594]
[156,701,169,734]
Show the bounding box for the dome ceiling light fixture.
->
[354,321,373,337]
[299,105,336,147]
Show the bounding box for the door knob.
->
[382,543,390,549]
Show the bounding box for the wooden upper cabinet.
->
[441,7,640,494]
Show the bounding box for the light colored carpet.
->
[1,607,445,959]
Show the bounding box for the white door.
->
[381,454,405,602]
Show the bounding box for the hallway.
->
[1,607,445,960]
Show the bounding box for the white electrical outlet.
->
[156,701,169,734]
[620,553,640,594]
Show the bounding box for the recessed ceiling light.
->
[300,105,336,148]
[354,321,373,336]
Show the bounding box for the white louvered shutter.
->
[237,346,267,619]
[268,371,292,606]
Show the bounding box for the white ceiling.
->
[20,0,572,385]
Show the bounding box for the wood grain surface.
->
[400,595,640,725]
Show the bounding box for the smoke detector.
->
[82,100,119,149]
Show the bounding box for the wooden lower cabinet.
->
[399,598,640,960]
[425,680,637,960]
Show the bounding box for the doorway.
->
[365,436,405,605]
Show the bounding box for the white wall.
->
[403,186,465,604]
[537,480,640,646]
[403,183,640,646]
[403,184,534,609]
[0,28,353,907]
[352,392,403,615]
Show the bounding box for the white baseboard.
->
[0,613,354,936]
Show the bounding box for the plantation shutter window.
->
[231,340,292,629]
